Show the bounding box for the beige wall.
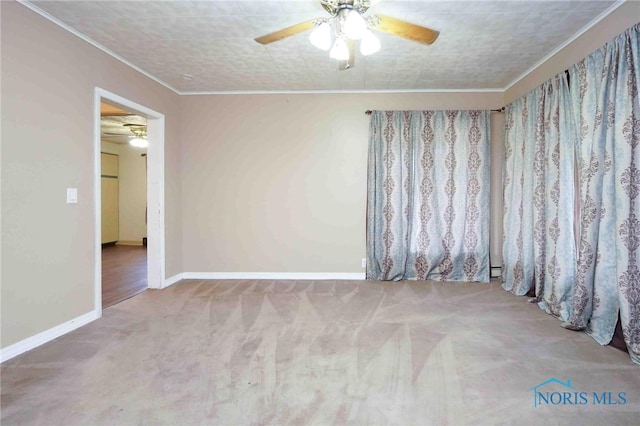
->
[101,142,148,243]
[1,2,182,349]
[180,92,503,274]
[118,144,148,243]
[505,1,640,102]
[101,141,120,156]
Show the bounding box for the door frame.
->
[93,88,165,313]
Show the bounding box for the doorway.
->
[100,105,148,308]
[94,88,165,314]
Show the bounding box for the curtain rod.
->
[364,69,572,116]
[365,107,505,115]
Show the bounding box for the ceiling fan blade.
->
[374,15,439,45]
[338,39,355,71]
[255,20,316,45]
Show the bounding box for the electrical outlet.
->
[361,258,366,268]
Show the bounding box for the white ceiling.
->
[25,0,623,93]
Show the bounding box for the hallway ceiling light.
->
[126,125,148,148]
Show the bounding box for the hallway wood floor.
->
[102,244,147,309]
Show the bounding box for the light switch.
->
[66,188,78,204]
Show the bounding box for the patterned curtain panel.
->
[502,74,578,322]
[502,93,536,295]
[366,110,490,282]
[568,24,640,364]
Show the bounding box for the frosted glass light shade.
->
[129,137,148,148]
[309,22,332,51]
[329,37,349,60]
[360,29,380,56]
[343,10,367,40]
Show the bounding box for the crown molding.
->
[181,88,504,96]
[18,0,181,95]
[502,0,627,93]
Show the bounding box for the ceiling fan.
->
[254,0,439,70]
[124,124,148,148]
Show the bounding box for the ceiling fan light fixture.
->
[129,137,148,148]
[253,0,440,70]
[360,29,380,56]
[342,9,367,40]
[329,36,350,60]
[127,125,148,148]
[309,21,332,51]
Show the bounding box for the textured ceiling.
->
[26,0,622,93]
[101,102,147,144]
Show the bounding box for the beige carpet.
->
[2,279,638,425]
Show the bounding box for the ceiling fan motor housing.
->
[322,0,371,16]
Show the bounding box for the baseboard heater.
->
[490,266,502,279]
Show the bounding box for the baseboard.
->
[163,273,184,289]
[0,309,100,363]
[181,272,366,280]
[116,240,144,246]
[160,272,364,289]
